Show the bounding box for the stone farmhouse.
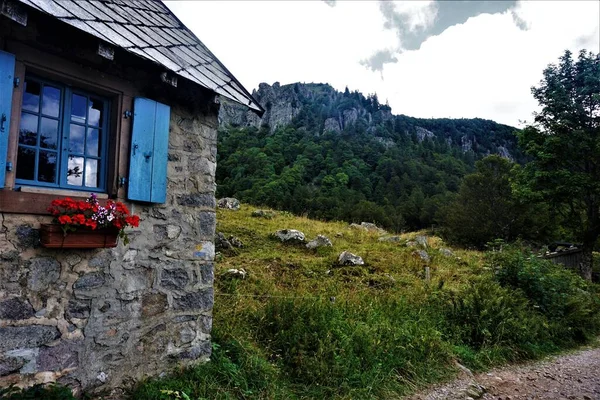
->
[0,0,262,393]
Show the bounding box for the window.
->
[16,76,110,192]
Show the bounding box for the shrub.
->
[489,248,600,344]
[0,385,76,400]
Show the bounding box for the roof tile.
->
[14,0,263,114]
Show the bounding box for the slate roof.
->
[14,0,263,115]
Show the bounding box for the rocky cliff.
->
[219,82,519,161]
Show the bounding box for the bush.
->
[489,248,600,345]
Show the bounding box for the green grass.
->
[130,205,600,400]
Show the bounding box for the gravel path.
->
[406,346,600,400]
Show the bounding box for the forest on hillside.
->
[217,83,521,233]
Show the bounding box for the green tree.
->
[518,49,600,280]
[443,156,550,248]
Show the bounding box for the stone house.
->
[0,0,262,393]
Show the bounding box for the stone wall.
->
[0,104,217,394]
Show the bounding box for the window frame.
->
[0,40,136,214]
[15,75,112,192]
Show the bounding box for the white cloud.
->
[165,0,599,127]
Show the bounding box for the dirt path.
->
[406,346,600,400]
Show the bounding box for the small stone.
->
[0,325,60,351]
[0,297,35,320]
[178,193,216,208]
[378,236,402,242]
[73,272,106,290]
[225,268,247,279]
[142,293,168,318]
[166,225,181,239]
[97,371,108,383]
[173,288,213,311]
[274,229,305,243]
[415,235,428,248]
[338,251,364,266]
[16,225,40,248]
[0,356,26,376]
[215,232,233,251]
[413,250,430,263]
[406,241,418,247]
[217,197,240,210]
[179,341,211,360]
[440,248,454,257]
[251,209,276,219]
[27,257,60,291]
[306,235,333,249]
[38,340,81,371]
[179,325,196,344]
[228,236,243,248]
[161,268,190,289]
[66,299,91,320]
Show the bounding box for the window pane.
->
[86,128,100,156]
[85,159,99,188]
[67,156,84,186]
[19,113,38,146]
[89,98,104,127]
[16,147,35,180]
[38,151,57,183]
[40,118,59,149]
[71,94,87,124]
[22,81,40,113]
[42,86,60,117]
[69,124,85,154]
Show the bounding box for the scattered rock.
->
[306,235,333,249]
[160,268,190,289]
[440,248,454,257]
[350,222,386,234]
[406,241,418,247]
[229,236,243,248]
[217,197,240,210]
[0,355,26,376]
[338,251,364,266]
[215,232,233,251]
[413,250,430,263]
[465,382,486,399]
[252,210,277,219]
[415,235,428,248]
[334,232,343,238]
[27,257,60,291]
[225,268,247,279]
[274,229,305,243]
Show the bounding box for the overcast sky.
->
[164,1,599,127]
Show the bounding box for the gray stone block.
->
[173,288,213,311]
[0,297,35,320]
[161,268,189,289]
[73,272,106,290]
[38,340,81,371]
[142,293,168,318]
[199,263,214,285]
[198,211,216,239]
[66,299,91,319]
[177,193,216,208]
[0,355,26,376]
[179,340,211,360]
[16,225,40,248]
[27,257,60,291]
[0,325,60,351]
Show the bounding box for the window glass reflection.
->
[42,86,60,117]
[22,81,40,113]
[67,156,84,186]
[89,98,103,127]
[69,124,85,154]
[86,128,100,156]
[16,148,35,180]
[40,118,59,149]
[85,159,99,188]
[19,113,38,146]
[71,94,87,124]
[38,151,57,183]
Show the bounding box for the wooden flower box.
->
[39,224,119,248]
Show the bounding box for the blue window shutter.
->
[128,97,170,203]
[0,51,15,189]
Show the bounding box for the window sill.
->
[19,186,109,199]
[0,189,106,215]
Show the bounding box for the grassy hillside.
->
[131,205,600,400]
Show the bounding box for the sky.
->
[164,1,600,127]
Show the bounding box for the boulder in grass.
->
[439,248,454,257]
[217,197,240,210]
[252,210,277,219]
[306,235,333,249]
[413,250,430,263]
[225,268,247,279]
[274,229,305,243]
[415,235,428,248]
[338,251,364,266]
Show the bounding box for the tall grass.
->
[130,206,600,400]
